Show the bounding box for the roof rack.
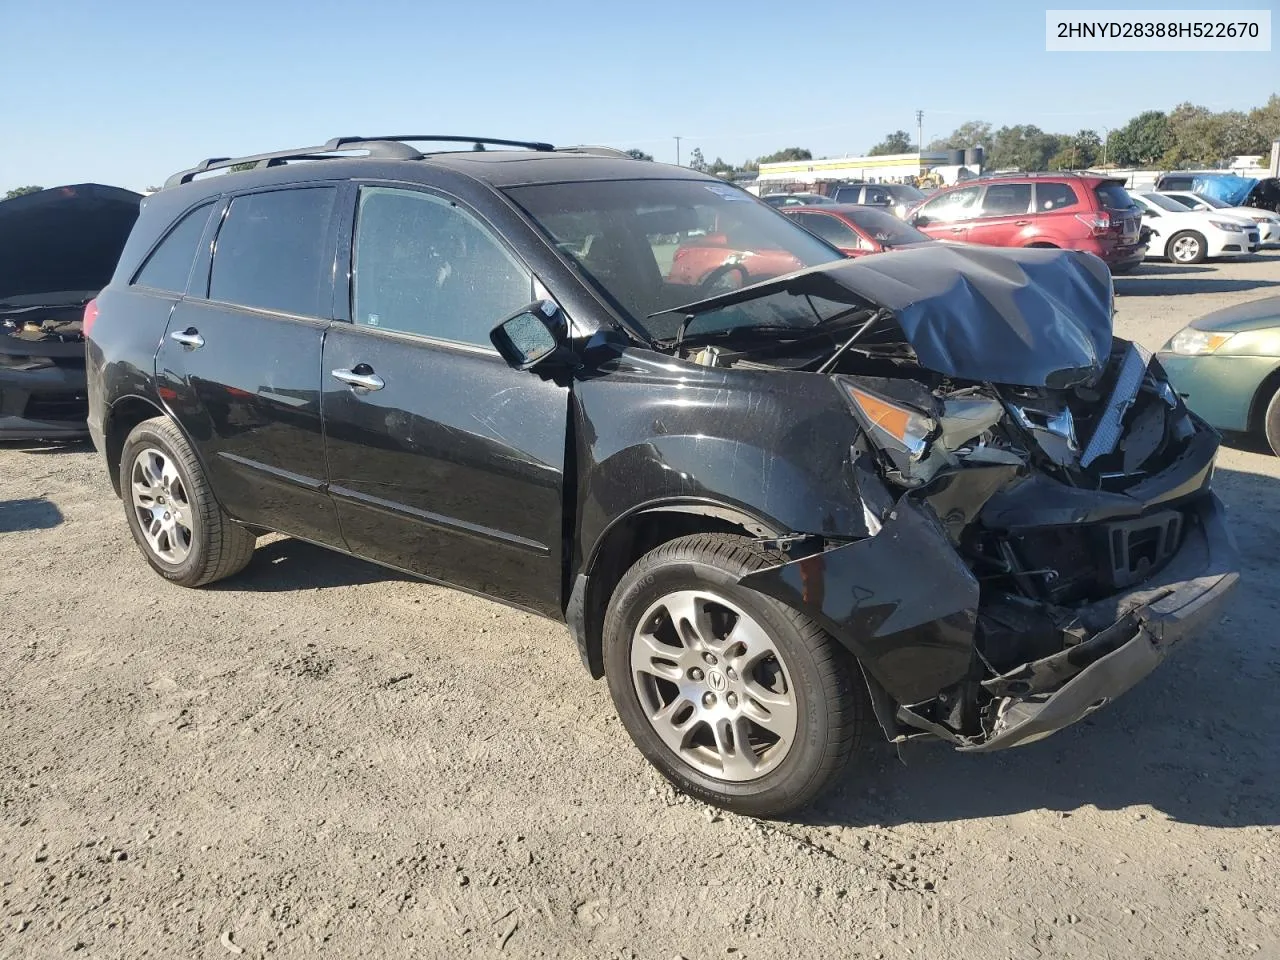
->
[969,170,1112,181]
[164,134,556,188]
[555,145,635,159]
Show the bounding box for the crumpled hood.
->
[0,184,142,304]
[673,244,1116,388]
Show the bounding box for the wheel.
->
[1265,387,1280,457]
[1168,230,1207,264]
[120,416,256,586]
[603,533,868,817]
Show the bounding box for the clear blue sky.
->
[1,0,1275,192]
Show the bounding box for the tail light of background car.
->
[1074,212,1112,236]
[82,298,99,338]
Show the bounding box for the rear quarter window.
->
[209,188,338,317]
[1034,182,1078,212]
[1094,183,1136,210]
[131,202,215,293]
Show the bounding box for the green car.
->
[1158,295,1280,455]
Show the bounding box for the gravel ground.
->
[2,253,1278,960]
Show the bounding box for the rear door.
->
[155,185,343,545]
[966,182,1033,247]
[909,185,981,242]
[321,183,569,617]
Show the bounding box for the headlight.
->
[1168,328,1235,355]
[1209,220,1243,232]
[839,381,936,461]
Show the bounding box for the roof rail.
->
[325,135,555,152]
[164,139,423,188]
[969,170,1109,181]
[556,145,635,159]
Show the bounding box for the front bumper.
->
[960,495,1237,751]
[1156,352,1279,434]
[0,362,89,440]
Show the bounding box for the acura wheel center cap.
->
[707,669,727,692]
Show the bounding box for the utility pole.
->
[674,136,682,166]
[916,109,924,152]
[1101,126,1110,168]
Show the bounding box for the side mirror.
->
[490,301,568,371]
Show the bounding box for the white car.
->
[1156,190,1280,247]
[1133,193,1261,263]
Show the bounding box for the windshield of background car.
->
[1171,193,1227,209]
[1095,183,1138,209]
[507,179,844,340]
[845,207,932,245]
[1142,193,1191,212]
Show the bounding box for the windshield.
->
[507,179,844,340]
[844,207,931,246]
[1170,193,1227,209]
[888,184,926,203]
[1140,193,1188,213]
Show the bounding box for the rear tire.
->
[119,416,256,587]
[1168,230,1207,264]
[603,533,869,817]
[1264,387,1280,457]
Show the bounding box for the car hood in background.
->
[1188,295,1280,334]
[671,244,1114,388]
[0,184,143,303]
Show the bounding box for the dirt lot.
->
[2,253,1279,960]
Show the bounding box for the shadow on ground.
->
[0,439,94,455]
[1115,276,1280,297]
[217,535,412,592]
[0,497,64,533]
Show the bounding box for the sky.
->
[1,0,1276,192]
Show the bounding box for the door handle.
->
[170,328,204,349]
[331,366,385,392]
[1014,219,1031,226]
[950,226,966,232]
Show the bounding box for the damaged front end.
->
[672,245,1240,751]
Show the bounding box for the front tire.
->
[1169,230,1207,264]
[119,416,256,586]
[1264,387,1280,457]
[603,533,868,817]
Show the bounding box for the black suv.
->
[87,136,1238,816]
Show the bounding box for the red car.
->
[904,173,1147,272]
[666,231,805,291]
[781,204,934,256]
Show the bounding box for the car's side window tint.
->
[209,188,337,317]
[795,212,858,247]
[132,202,215,294]
[980,184,1033,217]
[352,187,533,347]
[1035,183,1079,212]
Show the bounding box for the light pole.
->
[674,136,682,166]
[916,109,924,152]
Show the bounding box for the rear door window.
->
[209,188,338,317]
[1034,182,1079,212]
[132,202,215,293]
[979,183,1032,217]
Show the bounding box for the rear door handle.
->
[170,328,204,349]
[331,366,385,392]
[1014,220,1031,226]
[949,226,966,232]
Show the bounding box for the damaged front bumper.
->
[741,492,1239,752]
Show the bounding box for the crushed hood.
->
[672,244,1115,388]
[0,184,143,304]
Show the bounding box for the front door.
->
[321,184,570,617]
[911,184,981,244]
[155,185,343,545]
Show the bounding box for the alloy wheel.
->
[630,589,799,781]
[130,447,194,564]
[1172,235,1202,262]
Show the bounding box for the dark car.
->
[828,182,926,218]
[906,173,1147,273]
[0,184,141,439]
[782,204,934,256]
[86,136,1238,817]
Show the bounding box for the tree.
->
[1247,94,1280,153]
[3,185,43,200]
[688,147,707,172]
[624,148,654,161]
[927,121,992,151]
[986,125,1062,171]
[472,142,487,151]
[1107,110,1170,166]
[1048,129,1102,169]
[757,147,812,164]
[706,156,735,176]
[867,130,913,156]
